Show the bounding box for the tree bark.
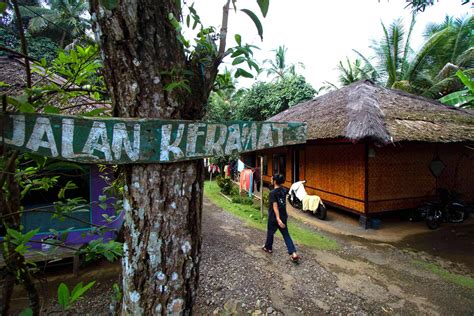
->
[90,1,221,314]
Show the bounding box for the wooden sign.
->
[0,113,307,164]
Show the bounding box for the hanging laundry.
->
[208,164,221,174]
[224,165,230,179]
[239,169,247,193]
[248,170,253,197]
[237,159,245,172]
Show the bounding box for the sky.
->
[189,0,471,89]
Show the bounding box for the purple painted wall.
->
[28,165,124,249]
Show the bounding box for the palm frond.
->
[404,28,449,82]
[401,14,416,76]
[352,49,379,81]
[455,47,474,68]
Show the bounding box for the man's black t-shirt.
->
[268,187,288,222]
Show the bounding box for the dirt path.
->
[9,197,473,315]
[195,197,474,315]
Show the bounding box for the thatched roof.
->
[269,80,474,144]
[0,56,110,114]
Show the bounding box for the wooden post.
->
[260,155,264,220]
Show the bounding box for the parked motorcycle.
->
[288,180,327,220]
[412,188,468,230]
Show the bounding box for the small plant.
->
[57,281,96,310]
[262,190,269,207]
[232,196,254,205]
[216,176,233,195]
[230,186,240,197]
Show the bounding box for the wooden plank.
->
[0,113,307,164]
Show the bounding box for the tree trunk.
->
[90,1,217,314]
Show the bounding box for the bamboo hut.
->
[246,80,474,222]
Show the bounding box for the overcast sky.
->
[190,0,471,89]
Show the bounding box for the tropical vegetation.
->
[332,14,473,107]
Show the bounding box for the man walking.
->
[262,174,300,262]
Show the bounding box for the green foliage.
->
[264,45,303,80]
[405,0,469,13]
[241,9,263,40]
[262,190,269,208]
[19,0,91,47]
[235,75,316,121]
[216,175,233,195]
[231,195,254,205]
[6,228,40,255]
[440,70,474,108]
[350,15,473,100]
[0,27,60,63]
[57,281,96,310]
[19,308,33,316]
[80,239,123,262]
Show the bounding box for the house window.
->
[272,154,286,177]
[21,167,92,233]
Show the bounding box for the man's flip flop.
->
[262,246,272,254]
[290,255,300,263]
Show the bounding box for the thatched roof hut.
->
[250,80,474,220]
[269,80,474,144]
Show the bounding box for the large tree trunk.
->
[90,1,219,314]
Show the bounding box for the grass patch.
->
[204,181,339,250]
[413,260,474,289]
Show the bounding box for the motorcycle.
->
[288,180,327,220]
[412,188,468,230]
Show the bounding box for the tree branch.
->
[30,87,107,103]
[217,0,231,62]
[11,0,32,90]
[0,45,38,62]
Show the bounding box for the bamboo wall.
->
[367,142,474,213]
[258,141,473,216]
[304,143,366,213]
[435,143,474,202]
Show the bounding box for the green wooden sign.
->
[0,113,307,164]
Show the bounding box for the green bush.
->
[262,190,269,207]
[215,176,233,195]
[232,196,254,205]
[230,186,240,197]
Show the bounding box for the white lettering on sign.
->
[272,123,287,146]
[82,121,113,161]
[186,123,206,158]
[62,119,91,159]
[257,123,273,148]
[0,113,307,164]
[26,117,59,157]
[112,123,141,161]
[160,124,185,161]
[2,115,25,146]
[204,124,227,156]
[224,124,242,155]
[241,123,257,151]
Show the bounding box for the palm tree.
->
[417,15,473,98]
[330,57,378,87]
[264,45,304,80]
[20,0,90,47]
[353,16,416,88]
[353,15,473,98]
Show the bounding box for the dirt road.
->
[11,196,473,315]
[195,197,474,315]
